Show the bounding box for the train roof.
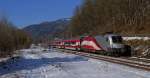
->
[104,34,121,37]
[63,39,80,42]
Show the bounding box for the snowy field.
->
[123,37,150,41]
[0,48,149,78]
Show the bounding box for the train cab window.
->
[112,36,123,43]
[106,38,109,42]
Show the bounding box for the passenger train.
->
[51,34,131,56]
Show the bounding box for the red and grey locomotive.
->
[51,34,131,56]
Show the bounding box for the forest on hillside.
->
[68,0,150,37]
[0,17,32,57]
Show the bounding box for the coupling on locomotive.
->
[51,33,131,56]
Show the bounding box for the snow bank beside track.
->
[123,37,150,41]
[0,48,149,78]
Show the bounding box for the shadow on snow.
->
[0,56,88,75]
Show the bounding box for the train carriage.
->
[63,39,80,50]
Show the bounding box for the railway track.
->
[122,57,150,63]
[57,49,150,71]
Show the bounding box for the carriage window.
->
[65,42,70,45]
[71,42,76,44]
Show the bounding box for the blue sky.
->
[0,0,82,28]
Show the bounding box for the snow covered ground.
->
[0,48,149,78]
[123,37,150,41]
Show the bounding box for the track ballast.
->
[57,49,150,71]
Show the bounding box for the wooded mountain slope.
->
[69,0,150,36]
[23,18,70,42]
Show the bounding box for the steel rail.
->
[57,49,150,71]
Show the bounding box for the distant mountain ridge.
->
[23,18,71,42]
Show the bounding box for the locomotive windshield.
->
[112,36,123,43]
